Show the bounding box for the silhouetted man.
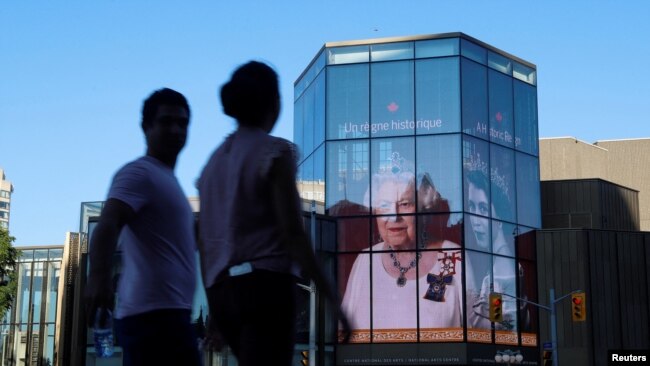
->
[85,88,200,366]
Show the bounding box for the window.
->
[514,80,539,156]
[0,190,9,199]
[0,201,8,210]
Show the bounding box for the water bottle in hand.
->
[93,308,114,358]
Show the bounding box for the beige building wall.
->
[540,137,650,230]
[0,168,13,230]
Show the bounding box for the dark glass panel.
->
[518,260,538,344]
[514,80,539,156]
[516,153,541,228]
[337,217,371,253]
[326,64,369,139]
[461,58,488,140]
[488,69,514,148]
[415,57,461,134]
[370,61,415,137]
[416,134,462,213]
[515,226,536,261]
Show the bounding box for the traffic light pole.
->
[498,288,582,366]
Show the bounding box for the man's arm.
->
[85,198,134,325]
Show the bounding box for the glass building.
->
[294,33,540,364]
[0,246,63,366]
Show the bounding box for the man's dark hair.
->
[220,61,279,126]
[141,88,190,130]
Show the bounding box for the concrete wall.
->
[540,137,650,230]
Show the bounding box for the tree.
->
[0,227,20,319]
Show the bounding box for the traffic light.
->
[301,350,309,366]
[489,293,503,322]
[571,292,586,321]
[542,350,552,366]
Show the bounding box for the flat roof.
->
[296,32,536,84]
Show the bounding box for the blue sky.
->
[2,1,649,245]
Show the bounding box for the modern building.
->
[540,137,650,230]
[294,33,540,365]
[536,178,650,366]
[0,244,64,366]
[0,169,13,230]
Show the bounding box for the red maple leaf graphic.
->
[387,102,399,112]
[495,112,503,122]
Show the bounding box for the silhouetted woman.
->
[197,61,348,366]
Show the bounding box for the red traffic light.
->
[493,298,502,306]
[572,297,582,305]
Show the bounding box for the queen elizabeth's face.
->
[374,180,416,249]
[468,182,490,249]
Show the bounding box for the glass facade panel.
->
[415,38,459,58]
[300,155,314,201]
[490,144,516,223]
[518,259,538,345]
[294,93,304,160]
[337,217,371,252]
[328,45,370,65]
[370,61,415,137]
[371,42,414,61]
[339,252,370,342]
[488,51,512,75]
[326,64,369,139]
[313,144,325,205]
[465,250,493,342]
[416,134,462,212]
[418,213,463,250]
[370,137,415,214]
[461,39,487,65]
[513,61,536,85]
[303,83,316,157]
[371,250,418,342]
[488,69,514,148]
[314,71,326,148]
[415,58,460,134]
[326,140,370,216]
[461,58,488,139]
[492,256,517,343]
[516,153,541,228]
[514,80,539,155]
[463,136,490,216]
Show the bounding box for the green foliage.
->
[0,227,20,319]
